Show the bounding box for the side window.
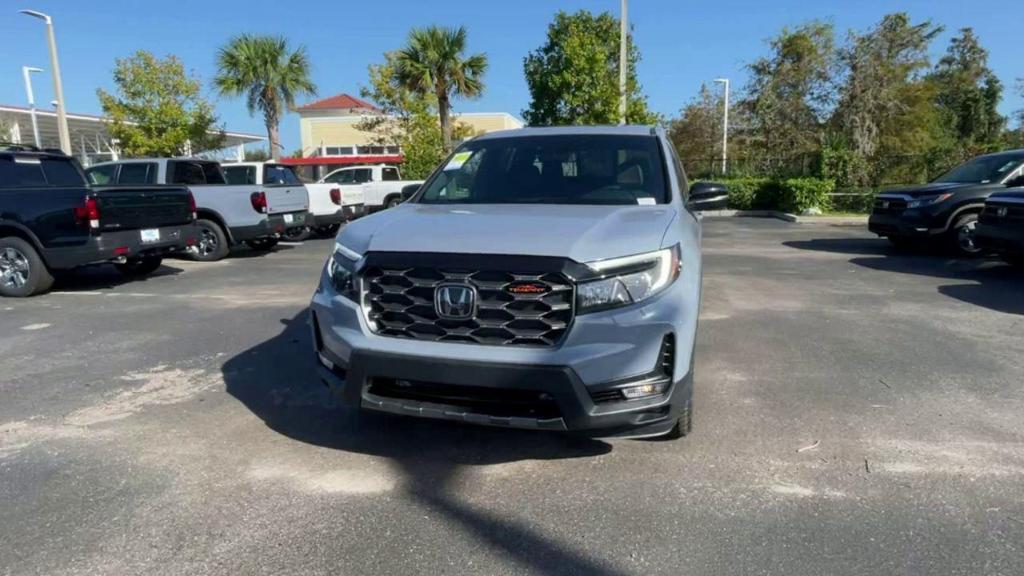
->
[353,168,373,183]
[325,170,354,184]
[201,163,227,185]
[171,162,207,185]
[223,166,256,185]
[0,157,47,187]
[263,165,301,185]
[665,140,688,201]
[87,165,116,185]
[382,167,399,181]
[117,163,156,185]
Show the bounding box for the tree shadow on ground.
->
[52,263,184,292]
[223,311,626,576]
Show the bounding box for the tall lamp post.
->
[618,0,628,125]
[713,78,730,176]
[20,9,71,155]
[21,66,44,148]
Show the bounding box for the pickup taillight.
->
[250,191,268,214]
[73,196,101,229]
[187,191,197,220]
[329,188,342,205]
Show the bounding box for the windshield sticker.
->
[444,151,472,171]
[637,197,656,205]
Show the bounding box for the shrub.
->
[830,187,876,213]
[715,178,771,210]
[778,178,835,213]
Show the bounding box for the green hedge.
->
[712,177,835,213]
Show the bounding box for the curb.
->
[701,210,867,227]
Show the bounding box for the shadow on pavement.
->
[783,237,911,256]
[52,263,184,292]
[223,311,624,576]
[849,255,1024,316]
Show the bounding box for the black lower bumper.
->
[976,221,1024,255]
[43,224,200,270]
[314,346,690,438]
[868,212,942,238]
[230,212,311,242]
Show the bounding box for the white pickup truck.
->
[225,162,365,239]
[317,164,423,212]
[86,158,309,260]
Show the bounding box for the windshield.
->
[418,134,669,205]
[934,155,1024,184]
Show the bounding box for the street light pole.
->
[714,78,730,176]
[618,0,628,125]
[22,66,44,148]
[20,10,71,155]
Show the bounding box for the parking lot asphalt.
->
[2,218,1023,576]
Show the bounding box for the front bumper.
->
[309,270,697,438]
[868,211,945,238]
[976,221,1024,255]
[43,224,200,270]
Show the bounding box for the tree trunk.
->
[438,93,452,154]
[266,116,280,162]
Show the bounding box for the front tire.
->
[314,224,342,239]
[189,219,230,262]
[663,398,693,440]
[948,213,984,258]
[385,196,402,209]
[114,256,163,277]
[0,237,54,298]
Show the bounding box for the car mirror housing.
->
[687,182,729,211]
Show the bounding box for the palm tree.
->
[214,35,316,161]
[394,26,488,153]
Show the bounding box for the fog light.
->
[621,380,670,400]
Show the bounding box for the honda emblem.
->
[435,284,477,320]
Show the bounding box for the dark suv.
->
[868,150,1024,257]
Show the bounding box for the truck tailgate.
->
[93,185,193,231]
[265,185,309,214]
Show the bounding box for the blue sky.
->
[2,0,1021,153]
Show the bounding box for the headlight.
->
[907,193,953,209]
[327,242,360,300]
[578,246,681,314]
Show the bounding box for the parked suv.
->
[309,126,726,439]
[868,150,1024,256]
[0,146,198,297]
[976,190,1024,266]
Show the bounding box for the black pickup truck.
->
[0,146,199,297]
[868,150,1024,257]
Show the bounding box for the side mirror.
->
[687,182,729,211]
[400,183,421,201]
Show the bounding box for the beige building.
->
[294,93,523,160]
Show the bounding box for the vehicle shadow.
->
[850,255,1024,315]
[51,263,184,292]
[783,237,930,256]
[223,311,625,576]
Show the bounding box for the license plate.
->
[284,214,294,224]
[140,228,160,243]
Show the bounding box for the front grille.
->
[363,262,574,347]
[873,197,907,214]
[367,378,561,419]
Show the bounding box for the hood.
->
[882,182,994,197]
[337,203,678,264]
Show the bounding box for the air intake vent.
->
[659,334,675,376]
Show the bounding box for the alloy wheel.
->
[957,220,980,254]
[0,247,31,288]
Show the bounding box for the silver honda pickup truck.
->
[309,126,727,439]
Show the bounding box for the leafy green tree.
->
[831,13,944,184]
[357,51,475,179]
[929,28,1005,155]
[668,84,725,176]
[97,51,224,157]
[214,35,317,161]
[244,148,271,161]
[741,21,836,165]
[394,26,487,153]
[523,10,658,126]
